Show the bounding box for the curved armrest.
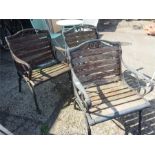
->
[121,58,153,87]
[11,51,32,79]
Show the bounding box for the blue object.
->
[30,19,61,39]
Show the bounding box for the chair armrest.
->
[54,46,69,63]
[121,58,153,88]
[71,70,91,108]
[11,51,32,79]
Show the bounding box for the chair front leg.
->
[84,113,91,135]
[28,84,41,114]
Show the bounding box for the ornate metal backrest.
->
[70,40,122,86]
[6,28,55,69]
[64,25,99,48]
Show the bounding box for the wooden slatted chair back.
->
[70,40,122,86]
[6,29,55,69]
[64,25,99,48]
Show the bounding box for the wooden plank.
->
[73,59,120,71]
[86,81,123,91]
[13,40,51,53]
[11,37,49,49]
[83,76,121,86]
[65,31,96,41]
[71,46,119,58]
[31,64,69,84]
[87,87,131,98]
[75,63,120,76]
[72,51,120,65]
[65,31,97,47]
[66,34,96,44]
[90,90,135,102]
[91,93,141,107]
[10,33,49,44]
[78,70,120,83]
[18,46,52,58]
[67,36,96,47]
[32,63,69,78]
[89,96,144,114]
[30,55,54,67]
[72,57,120,67]
[24,50,52,62]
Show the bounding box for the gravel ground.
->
[0,19,155,135]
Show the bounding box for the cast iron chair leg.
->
[31,87,41,114]
[84,114,91,135]
[138,110,142,135]
[18,74,22,92]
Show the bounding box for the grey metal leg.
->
[138,110,142,135]
[84,114,91,135]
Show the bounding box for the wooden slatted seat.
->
[86,81,147,116]
[6,28,70,113]
[29,63,69,86]
[69,39,151,134]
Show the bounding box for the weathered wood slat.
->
[14,40,51,53]
[87,87,130,98]
[64,27,98,48]
[67,37,96,47]
[65,31,96,41]
[83,76,121,86]
[85,81,123,91]
[72,52,120,65]
[73,60,120,71]
[32,63,68,78]
[23,50,52,63]
[18,46,52,58]
[90,90,136,103]
[11,37,49,49]
[71,46,119,58]
[66,35,97,45]
[30,55,53,67]
[79,70,120,83]
[9,33,49,43]
[75,63,120,76]
[89,96,144,114]
[31,63,70,85]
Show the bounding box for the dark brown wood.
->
[74,63,120,76]
[9,33,49,44]
[64,25,98,48]
[71,40,122,86]
[72,50,120,65]
[71,46,119,58]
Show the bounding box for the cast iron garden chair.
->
[6,28,70,114]
[67,39,151,135]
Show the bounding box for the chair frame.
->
[6,28,70,114]
[67,39,151,135]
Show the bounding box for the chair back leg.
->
[17,73,22,92]
[28,84,41,114]
[32,87,41,114]
[138,110,142,135]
